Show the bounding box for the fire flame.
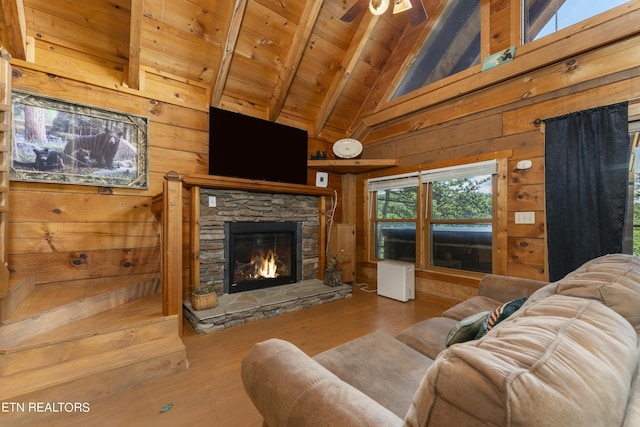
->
[252,250,279,279]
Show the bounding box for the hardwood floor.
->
[20,287,454,427]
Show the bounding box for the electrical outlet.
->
[515,212,535,224]
[208,196,217,207]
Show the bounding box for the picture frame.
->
[10,90,149,189]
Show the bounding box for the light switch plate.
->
[208,196,217,207]
[316,172,328,187]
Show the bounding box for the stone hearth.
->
[184,280,352,334]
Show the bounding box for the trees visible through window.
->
[372,179,418,262]
[370,161,496,274]
[429,176,493,273]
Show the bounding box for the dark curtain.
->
[545,102,630,281]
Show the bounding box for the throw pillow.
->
[475,297,527,339]
[446,311,491,347]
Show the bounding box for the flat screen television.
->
[209,107,308,185]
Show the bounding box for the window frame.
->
[368,159,500,275]
[521,0,631,44]
[369,172,420,263]
[423,174,496,274]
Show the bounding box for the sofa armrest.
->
[241,338,403,427]
[477,274,548,302]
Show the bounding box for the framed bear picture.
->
[10,90,149,189]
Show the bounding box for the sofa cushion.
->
[241,338,403,427]
[475,297,527,339]
[477,274,548,301]
[314,332,433,418]
[442,295,501,321]
[405,295,638,427]
[555,253,640,332]
[445,311,491,347]
[522,282,558,307]
[396,317,458,359]
[624,356,640,427]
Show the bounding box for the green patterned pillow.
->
[446,311,491,347]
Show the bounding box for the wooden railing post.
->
[190,186,201,290]
[162,171,183,335]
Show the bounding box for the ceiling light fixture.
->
[393,0,413,14]
[369,0,390,16]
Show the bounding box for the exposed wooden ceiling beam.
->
[313,12,379,136]
[127,0,144,90]
[268,0,323,122]
[0,0,26,60]
[211,0,248,107]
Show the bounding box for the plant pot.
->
[324,268,343,287]
[190,291,218,311]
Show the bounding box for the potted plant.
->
[190,281,220,311]
[324,252,346,287]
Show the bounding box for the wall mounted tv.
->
[209,107,308,185]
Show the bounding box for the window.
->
[423,161,495,273]
[369,173,419,262]
[393,0,481,99]
[369,161,497,274]
[523,0,629,43]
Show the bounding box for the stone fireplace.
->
[184,187,352,334]
[199,188,320,291]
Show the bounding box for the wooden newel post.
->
[163,171,183,335]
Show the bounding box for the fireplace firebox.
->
[224,222,302,293]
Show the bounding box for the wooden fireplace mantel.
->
[181,174,335,197]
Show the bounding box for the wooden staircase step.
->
[3,335,187,426]
[0,277,161,348]
[0,294,172,376]
[0,273,36,322]
[2,292,164,353]
[5,272,159,322]
[0,333,188,403]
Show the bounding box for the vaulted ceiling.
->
[0,0,446,143]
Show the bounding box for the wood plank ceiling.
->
[0,0,446,144]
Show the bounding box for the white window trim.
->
[368,171,420,192]
[420,160,497,183]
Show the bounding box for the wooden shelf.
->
[307,159,399,174]
[181,174,335,196]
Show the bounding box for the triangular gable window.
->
[392,0,480,99]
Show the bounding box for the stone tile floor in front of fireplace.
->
[183,279,353,334]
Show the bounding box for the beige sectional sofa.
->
[241,254,640,426]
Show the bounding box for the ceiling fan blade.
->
[341,0,369,22]
[407,0,427,26]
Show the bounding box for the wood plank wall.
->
[3,0,640,303]
[6,66,206,288]
[355,8,640,301]
[6,66,331,298]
